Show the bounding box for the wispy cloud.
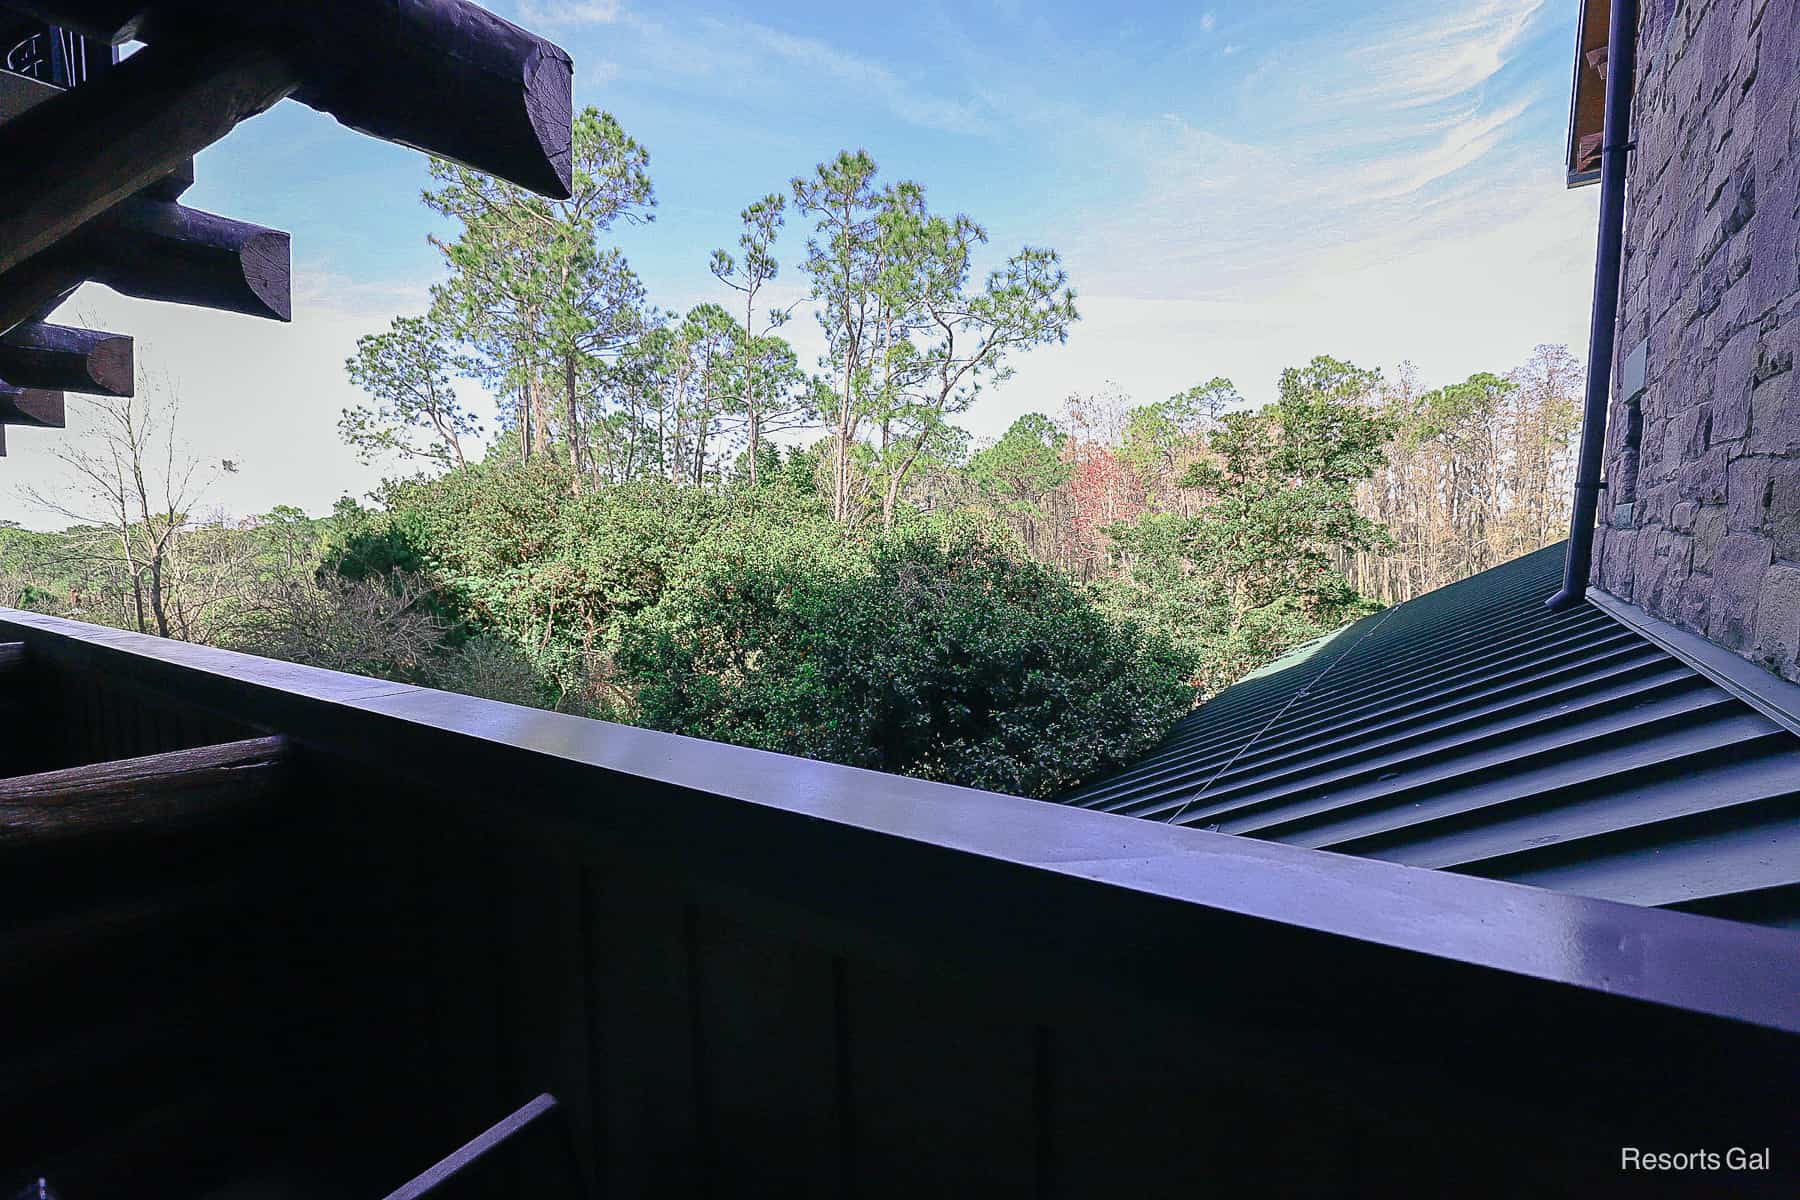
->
[611,12,992,137]
[1060,0,1558,302]
[1348,99,1531,199]
[1344,0,1548,108]
[516,0,622,28]
[1200,11,1217,33]
[734,23,991,136]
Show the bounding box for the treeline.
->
[2,108,1584,797]
[1,337,1579,795]
[1,458,1199,799]
[1343,346,1582,603]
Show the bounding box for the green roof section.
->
[1061,542,1800,928]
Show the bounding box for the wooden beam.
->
[0,197,291,333]
[0,735,289,850]
[141,155,195,202]
[0,260,83,340]
[83,198,291,320]
[9,1,573,198]
[0,322,133,396]
[0,38,298,275]
[286,0,574,199]
[0,385,66,428]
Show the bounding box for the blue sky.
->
[6,0,1599,525]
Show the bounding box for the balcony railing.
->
[1,606,1796,1197]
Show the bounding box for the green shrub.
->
[618,513,1195,798]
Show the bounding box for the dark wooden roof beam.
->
[0,320,133,395]
[80,197,291,320]
[0,36,299,276]
[285,0,574,199]
[0,383,66,427]
[140,154,195,202]
[8,0,574,197]
[0,196,291,333]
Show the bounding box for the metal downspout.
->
[1548,0,1639,612]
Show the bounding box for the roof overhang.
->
[1566,0,1610,187]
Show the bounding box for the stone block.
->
[1612,447,1641,501]
[1678,403,1714,459]
[1694,256,1727,314]
[1678,443,1731,501]
[1644,480,1683,529]
[1709,532,1772,647]
[1752,562,1800,679]
[1638,412,1666,481]
[1713,326,1760,437]
[1729,234,1755,287]
[1731,9,1759,91]
[1723,167,1757,241]
[1660,527,1694,567]
[1635,531,1672,609]
[1676,569,1713,632]
[1679,190,1706,267]
[1656,243,1687,315]
[1678,346,1714,408]
[1769,457,1800,561]
[1746,175,1797,317]
[1693,502,1731,571]
[1701,10,1737,101]
[1750,366,1797,452]
[1717,268,1753,331]
[1600,527,1638,593]
[1752,325,1795,385]
[1727,453,1774,529]
[1654,531,1696,617]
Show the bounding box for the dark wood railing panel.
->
[496,846,601,1199]
[0,832,313,1193]
[1,609,1797,1195]
[12,648,262,773]
[585,862,707,1198]
[842,957,1042,1199]
[688,907,844,1195]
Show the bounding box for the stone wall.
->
[1593,0,1800,682]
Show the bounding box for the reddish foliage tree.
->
[1064,440,1142,579]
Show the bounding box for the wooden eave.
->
[1566,0,1610,187]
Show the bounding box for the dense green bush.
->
[322,468,1200,797]
[616,512,1195,798]
[336,463,725,709]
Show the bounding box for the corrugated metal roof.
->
[1062,542,1800,927]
